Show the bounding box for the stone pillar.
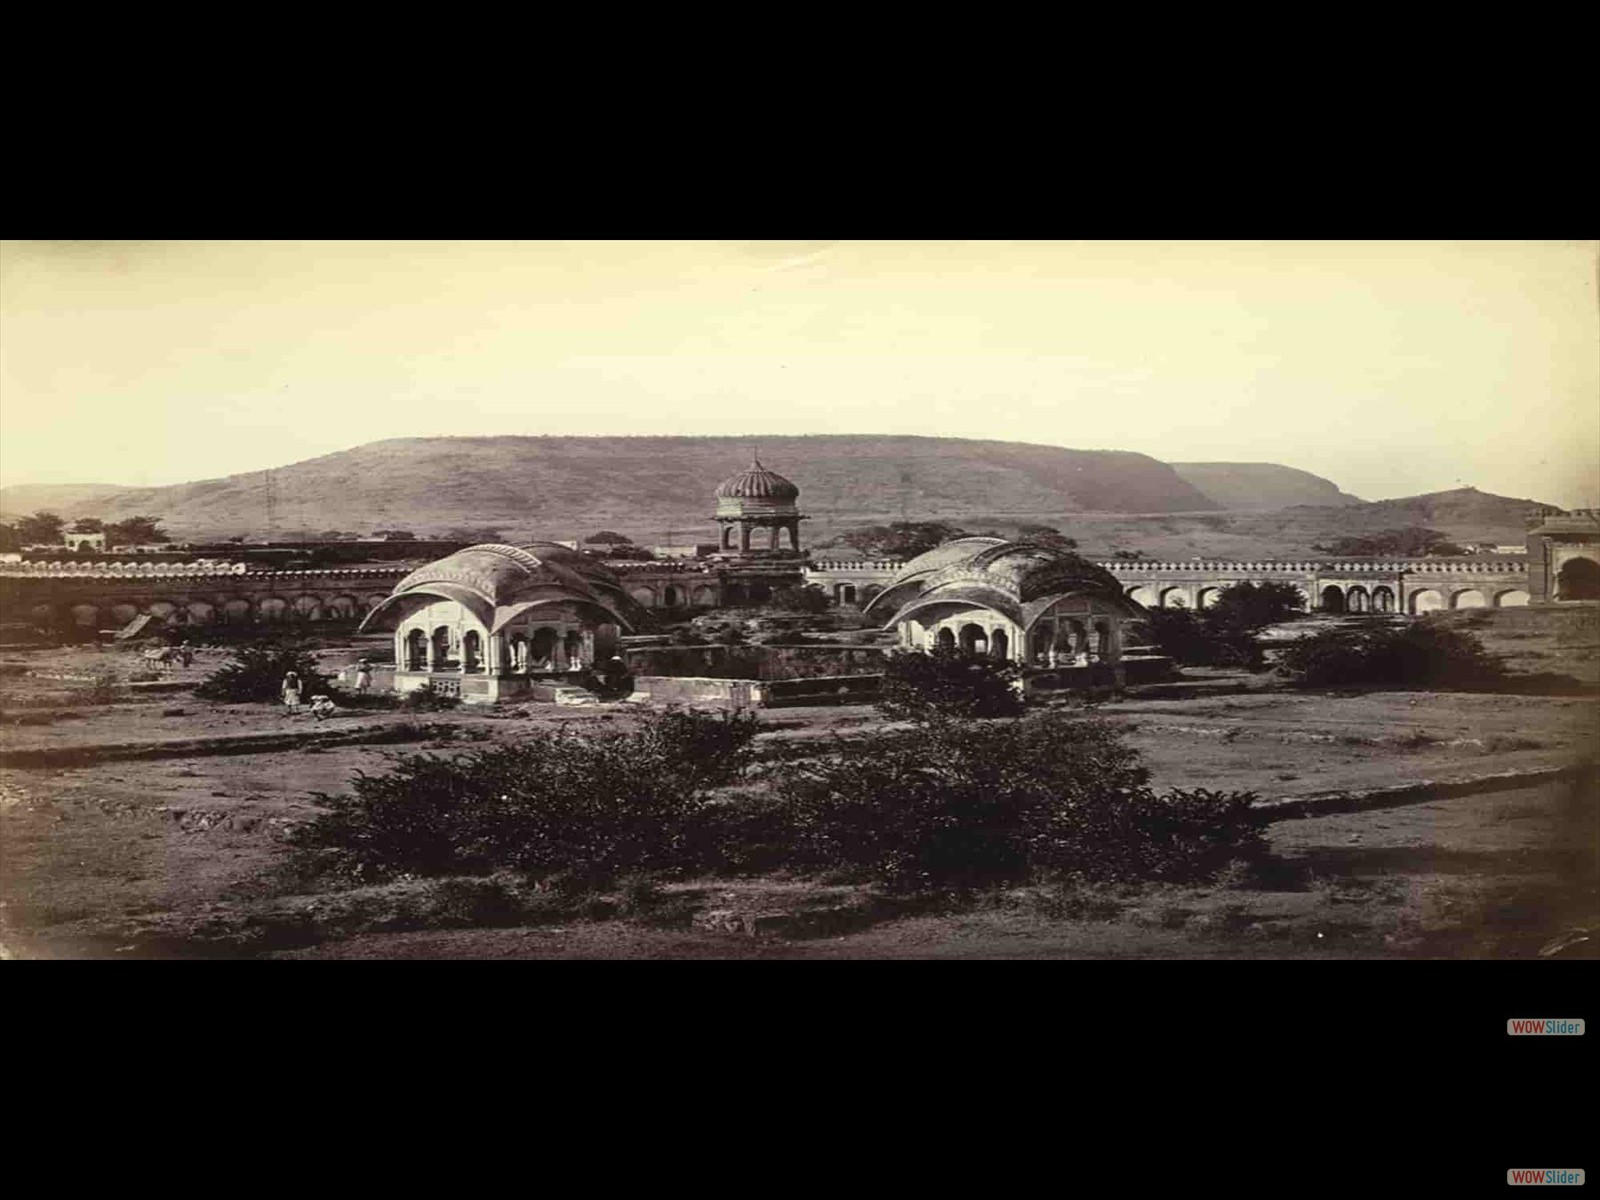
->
[553,626,569,670]
[486,634,502,675]
[740,523,752,552]
[582,630,595,666]
[769,524,780,550]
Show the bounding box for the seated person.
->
[308,694,338,721]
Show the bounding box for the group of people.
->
[280,659,372,719]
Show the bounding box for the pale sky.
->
[2,240,1596,507]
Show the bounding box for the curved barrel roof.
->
[358,542,639,634]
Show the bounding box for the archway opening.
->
[1030,621,1054,664]
[841,584,857,604]
[530,627,557,670]
[958,623,988,656]
[462,630,482,673]
[990,629,1009,659]
[1159,588,1185,609]
[1347,587,1368,613]
[1409,589,1444,614]
[564,630,584,667]
[1557,556,1600,601]
[406,629,427,670]
[1197,588,1219,609]
[663,585,680,608]
[431,627,453,670]
[1494,589,1531,608]
[1372,587,1395,613]
[1453,589,1487,610]
[935,627,956,651]
[509,635,527,672]
[1321,586,1346,614]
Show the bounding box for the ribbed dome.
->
[714,457,800,502]
[863,538,1139,623]
[358,542,639,635]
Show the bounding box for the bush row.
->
[286,707,1266,895]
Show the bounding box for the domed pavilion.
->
[862,537,1147,684]
[358,542,641,703]
[712,455,807,557]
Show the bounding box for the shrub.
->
[400,682,462,711]
[1206,581,1306,630]
[286,708,762,888]
[1133,607,1261,669]
[876,646,1024,721]
[194,644,331,702]
[769,584,832,614]
[766,712,1265,891]
[1275,621,1506,689]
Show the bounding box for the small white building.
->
[862,537,1148,685]
[63,531,107,553]
[358,542,642,703]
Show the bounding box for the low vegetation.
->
[875,646,1024,720]
[1134,580,1306,668]
[1311,526,1465,557]
[766,713,1265,891]
[1275,621,1505,689]
[194,644,332,702]
[286,690,1266,902]
[286,709,763,887]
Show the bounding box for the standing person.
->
[354,659,372,694]
[281,669,302,715]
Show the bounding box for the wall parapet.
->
[1098,558,1527,575]
[0,561,410,581]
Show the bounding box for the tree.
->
[1275,623,1504,689]
[444,526,504,543]
[1312,527,1465,558]
[373,530,417,541]
[768,584,832,614]
[15,511,65,545]
[194,644,332,703]
[0,523,19,553]
[1206,581,1306,631]
[584,530,633,544]
[876,646,1024,722]
[1113,549,1145,561]
[1136,607,1261,669]
[833,521,972,559]
[104,516,170,547]
[69,518,105,533]
[1015,523,1078,551]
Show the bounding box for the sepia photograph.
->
[1,238,1596,962]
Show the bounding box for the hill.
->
[1170,462,1363,509]
[1049,487,1551,560]
[0,435,1222,541]
[0,483,127,518]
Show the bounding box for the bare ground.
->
[1,627,1596,960]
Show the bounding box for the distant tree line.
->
[819,520,1078,560]
[1,512,171,550]
[1312,527,1465,557]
